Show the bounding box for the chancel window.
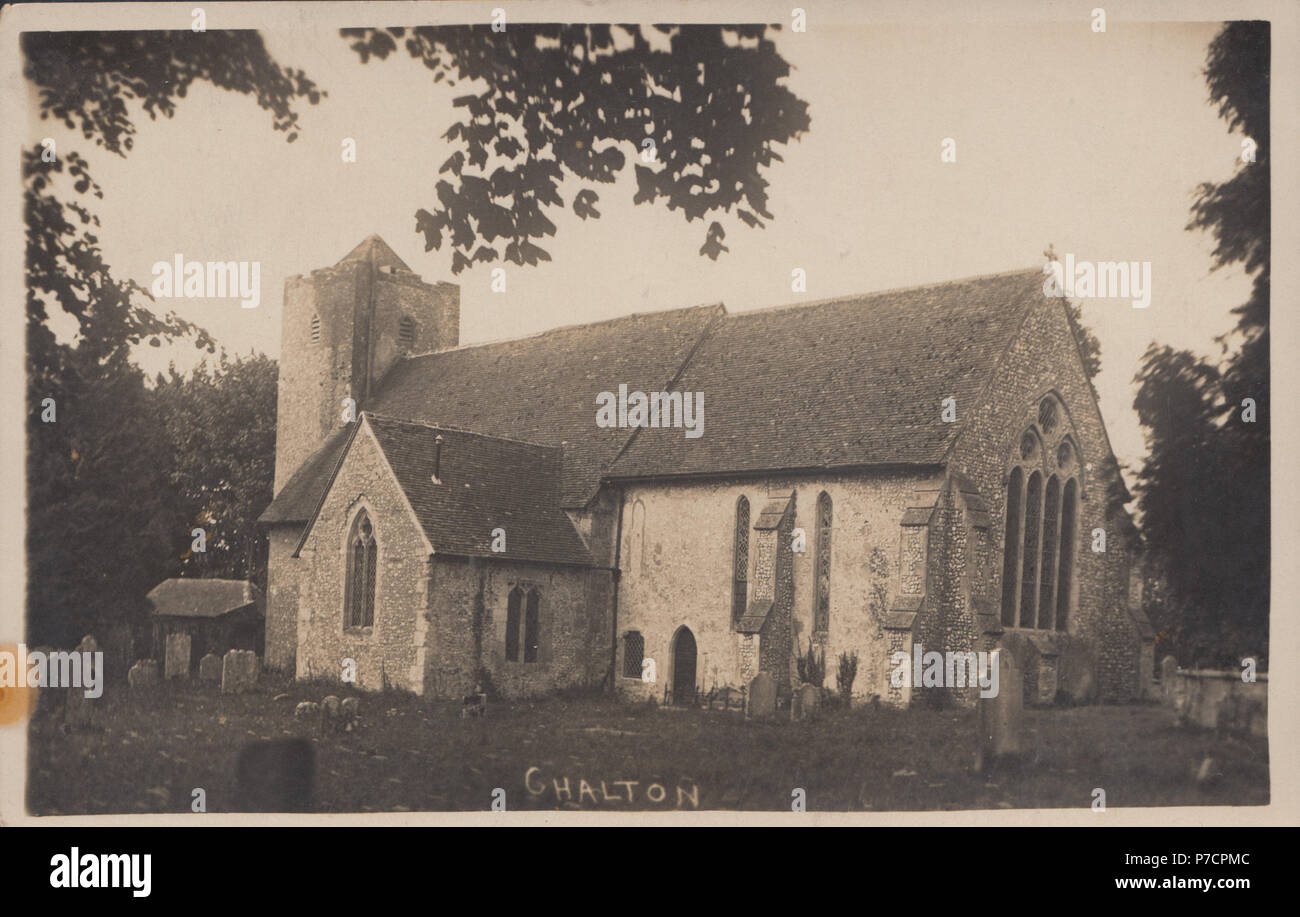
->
[1001,399,1081,631]
[345,511,376,628]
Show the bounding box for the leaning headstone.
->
[235,738,315,812]
[221,649,260,695]
[63,635,99,728]
[976,649,1022,770]
[747,672,776,720]
[128,659,160,689]
[1160,655,1179,702]
[164,632,192,679]
[198,654,222,682]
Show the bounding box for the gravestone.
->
[235,738,315,812]
[976,649,1022,768]
[198,654,222,682]
[164,632,192,679]
[799,684,821,719]
[747,672,776,720]
[221,649,260,695]
[128,659,160,689]
[63,634,98,728]
[1160,655,1178,702]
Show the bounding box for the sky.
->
[27,19,1255,488]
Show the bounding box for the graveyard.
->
[25,663,1269,813]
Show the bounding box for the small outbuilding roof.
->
[147,579,264,618]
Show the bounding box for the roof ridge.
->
[400,302,726,360]
[362,411,561,451]
[721,265,1044,321]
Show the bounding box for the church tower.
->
[274,235,459,490]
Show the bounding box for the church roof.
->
[366,302,724,506]
[293,414,594,566]
[262,266,1047,530]
[607,268,1044,480]
[336,233,413,272]
[366,414,593,565]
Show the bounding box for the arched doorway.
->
[671,627,697,705]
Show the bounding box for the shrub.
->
[836,650,859,702]
[796,640,825,687]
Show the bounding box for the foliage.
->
[22,30,321,156]
[151,352,279,587]
[1132,22,1269,667]
[341,25,810,271]
[27,347,185,646]
[24,31,314,646]
[796,640,825,687]
[836,650,858,702]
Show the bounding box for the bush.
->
[796,640,825,687]
[836,650,858,703]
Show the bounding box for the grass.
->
[26,675,1269,813]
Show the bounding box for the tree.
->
[1132,22,1269,667]
[24,31,317,646]
[152,353,279,588]
[341,25,810,271]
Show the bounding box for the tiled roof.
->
[366,303,723,506]
[147,578,263,618]
[355,414,593,566]
[262,268,1045,538]
[606,269,1044,479]
[259,426,352,524]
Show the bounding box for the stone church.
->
[259,235,1153,708]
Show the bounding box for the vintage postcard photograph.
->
[0,0,1292,832]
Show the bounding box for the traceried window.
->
[623,631,645,678]
[732,496,750,622]
[1001,413,1081,631]
[1038,398,1059,435]
[814,491,832,634]
[345,511,376,628]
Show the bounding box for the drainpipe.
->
[608,487,626,693]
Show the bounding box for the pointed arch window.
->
[346,511,376,628]
[732,496,750,622]
[1019,472,1043,627]
[1038,476,1061,629]
[1001,415,1081,631]
[1056,479,1078,631]
[814,491,832,634]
